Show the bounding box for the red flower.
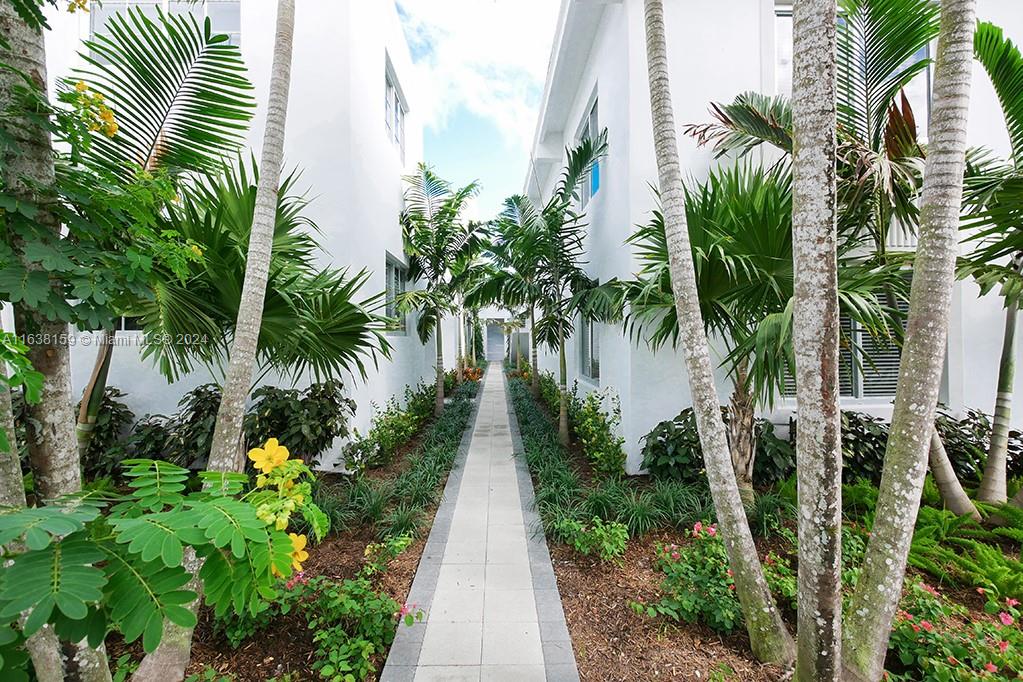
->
[999,612,1015,626]
[911,624,921,633]
[947,656,959,666]
[998,640,1009,654]
[671,551,680,560]
[921,583,939,597]
[693,522,703,535]
[985,663,998,673]
[978,587,987,596]
[728,584,735,591]
[920,620,934,632]
[727,569,733,577]
[1007,598,1020,608]
[707,526,717,537]
[898,610,914,621]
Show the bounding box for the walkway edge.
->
[502,370,581,682]
[381,378,485,682]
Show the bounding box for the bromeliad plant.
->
[0,439,327,659]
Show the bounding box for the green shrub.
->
[569,388,626,476]
[639,409,704,483]
[554,516,629,562]
[887,580,1022,681]
[538,370,560,414]
[244,380,356,466]
[634,522,743,633]
[753,419,795,486]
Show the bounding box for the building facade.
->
[19,0,459,467]
[526,0,1023,473]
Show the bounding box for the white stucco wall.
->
[528,0,1023,473]
[18,0,458,467]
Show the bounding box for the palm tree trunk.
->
[75,330,116,461]
[727,361,756,508]
[642,0,794,665]
[456,308,465,384]
[977,301,1016,503]
[209,0,296,474]
[0,343,64,682]
[929,428,981,519]
[135,4,295,680]
[434,310,445,416]
[843,1,977,678]
[790,0,843,678]
[1,5,112,679]
[558,324,569,446]
[530,306,540,396]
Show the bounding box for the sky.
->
[395,0,561,221]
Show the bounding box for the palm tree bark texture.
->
[134,3,296,680]
[790,0,843,679]
[1,4,112,679]
[642,0,795,666]
[842,0,978,679]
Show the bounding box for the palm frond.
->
[70,6,255,178]
[683,91,793,157]
[975,21,1023,164]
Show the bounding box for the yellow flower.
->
[99,108,115,123]
[75,80,88,92]
[275,517,288,531]
[103,122,119,138]
[248,438,289,474]
[190,244,203,257]
[289,533,309,571]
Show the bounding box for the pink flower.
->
[920,620,934,632]
[910,624,921,633]
[728,584,735,591]
[998,640,1009,654]
[947,656,959,666]
[921,583,939,597]
[707,526,717,537]
[999,612,1015,626]
[726,569,733,577]
[693,522,703,535]
[671,551,680,560]
[1006,598,1020,608]
[985,663,998,673]
[898,610,914,621]
[977,587,987,596]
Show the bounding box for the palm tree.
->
[68,5,256,458]
[790,0,842,677]
[208,0,296,474]
[397,165,482,416]
[521,132,607,446]
[641,0,795,665]
[843,1,978,679]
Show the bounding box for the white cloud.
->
[396,0,560,155]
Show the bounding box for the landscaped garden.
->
[3,0,1023,680]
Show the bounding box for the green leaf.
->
[0,503,102,551]
[120,459,190,511]
[0,533,106,636]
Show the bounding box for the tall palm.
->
[843,1,977,679]
[525,132,607,446]
[397,165,482,416]
[958,22,1023,504]
[790,0,842,678]
[641,0,795,665]
[68,5,256,458]
[467,195,549,397]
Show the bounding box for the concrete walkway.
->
[382,365,578,682]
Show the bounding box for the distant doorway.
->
[486,324,504,362]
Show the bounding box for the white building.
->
[25,0,461,466]
[526,0,1023,473]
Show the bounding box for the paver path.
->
[382,365,579,682]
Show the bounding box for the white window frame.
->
[579,317,600,383]
[576,97,600,208]
[385,255,408,334]
[91,1,241,47]
[385,56,408,161]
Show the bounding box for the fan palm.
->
[67,5,256,457]
[397,165,483,416]
[620,163,905,500]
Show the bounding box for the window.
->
[579,318,600,381]
[91,1,241,50]
[782,297,910,399]
[385,258,408,333]
[774,5,930,135]
[578,99,600,207]
[385,65,407,159]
